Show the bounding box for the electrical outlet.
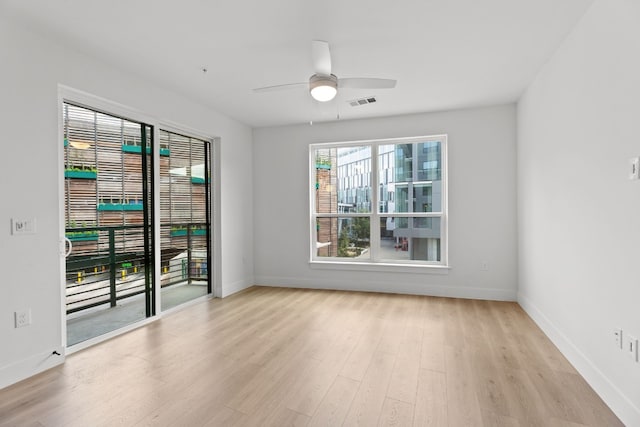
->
[480,261,489,271]
[624,334,638,362]
[14,310,31,328]
[614,328,623,349]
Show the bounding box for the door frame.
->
[57,86,221,354]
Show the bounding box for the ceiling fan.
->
[253,40,397,102]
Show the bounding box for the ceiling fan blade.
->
[253,82,307,93]
[311,40,332,75]
[338,78,397,89]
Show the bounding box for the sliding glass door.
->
[61,98,213,346]
[63,102,155,346]
[158,130,211,311]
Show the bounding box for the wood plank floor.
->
[0,286,623,426]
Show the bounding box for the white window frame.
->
[309,135,448,271]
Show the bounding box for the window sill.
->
[309,260,450,274]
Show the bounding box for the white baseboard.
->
[518,292,640,427]
[221,277,254,298]
[0,347,65,390]
[254,275,516,301]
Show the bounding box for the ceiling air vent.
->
[348,96,377,107]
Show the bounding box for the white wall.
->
[517,0,640,424]
[0,16,254,388]
[253,105,517,300]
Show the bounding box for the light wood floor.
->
[0,286,623,426]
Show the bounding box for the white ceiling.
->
[3,0,594,128]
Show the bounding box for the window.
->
[310,135,447,267]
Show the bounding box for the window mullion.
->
[310,214,318,261]
[385,212,443,217]
[370,144,380,261]
[310,149,318,260]
[440,141,448,265]
[312,213,370,218]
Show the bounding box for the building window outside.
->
[311,135,447,266]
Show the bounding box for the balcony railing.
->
[65,225,149,314]
[65,222,209,315]
[160,222,209,288]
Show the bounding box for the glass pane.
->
[378,141,443,214]
[379,216,441,262]
[159,130,211,311]
[314,146,371,214]
[316,217,370,260]
[64,103,153,346]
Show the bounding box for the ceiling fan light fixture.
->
[309,74,337,102]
